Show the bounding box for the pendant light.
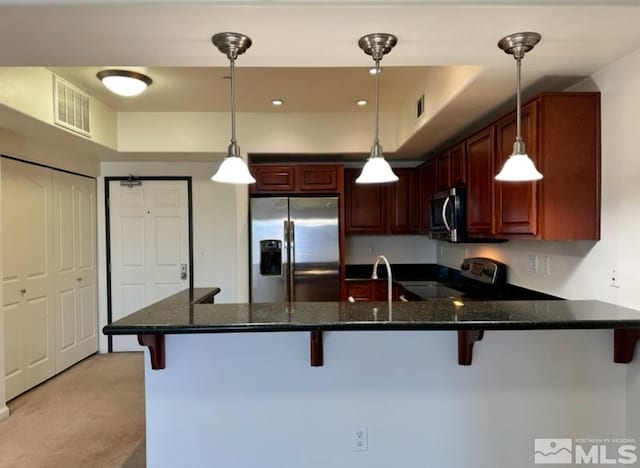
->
[495,32,543,182]
[211,32,256,184]
[356,33,399,184]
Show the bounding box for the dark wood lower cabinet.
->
[344,280,401,302]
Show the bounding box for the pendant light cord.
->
[374,57,381,148]
[230,56,237,146]
[516,56,522,143]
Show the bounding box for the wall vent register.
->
[52,75,91,137]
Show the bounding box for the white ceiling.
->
[2,1,640,159]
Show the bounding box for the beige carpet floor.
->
[0,353,145,468]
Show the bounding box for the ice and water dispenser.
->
[259,240,282,276]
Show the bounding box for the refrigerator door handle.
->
[289,220,295,302]
[283,220,290,301]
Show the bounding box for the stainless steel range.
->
[399,257,508,300]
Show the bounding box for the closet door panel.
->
[2,159,55,400]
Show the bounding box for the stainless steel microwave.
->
[429,187,467,242]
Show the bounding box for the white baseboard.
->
[0,405,9,422]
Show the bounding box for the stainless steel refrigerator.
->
[250,197,339,302]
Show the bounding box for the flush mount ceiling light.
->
[96,69,152,97]
[356,33,399,184]
[495,32,543,182]
[271,99,284,106]
[356,99,368,106]
[210,32,256,184]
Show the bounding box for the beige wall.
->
[0,67,117,151]
[116,111,398,155]
[0,158,8,421]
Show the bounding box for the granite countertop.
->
[103,288,640,335]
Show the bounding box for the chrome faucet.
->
[371,255,393,307]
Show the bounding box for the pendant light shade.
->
[211,153,256,184]
[210,32,256,185]
[356,145,399,183]
[495,154,542,181]
[356,33,398,184]
[495,32,543,182]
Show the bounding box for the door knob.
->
[77,277,82,282]
[20,289,26,294]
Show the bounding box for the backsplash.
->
[346,235,437,264]
[436,239,618,302]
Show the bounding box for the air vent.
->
[53,75,91,137]
[416,94,425,119]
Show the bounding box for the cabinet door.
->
[389,169,417,234]
[450,143,466,186]
[495,102,539,236]
[344,169,387,234]
[418,160,437,234]
[299,165,338,192]
[251,165,296,193]
[436,153,451,190]
[345,281,373,301]
[466,127,495,236]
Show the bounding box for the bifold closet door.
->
[2,159,55,401]
[52,171,97,373]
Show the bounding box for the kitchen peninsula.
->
[104,289,640,468]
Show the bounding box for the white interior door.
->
[52,171,97,372]
[2,159,55,400]
[109,180,189,352]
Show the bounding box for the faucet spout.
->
[371,255,393,307]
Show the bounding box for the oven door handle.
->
[442,196,452,232]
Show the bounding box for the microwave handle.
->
[442,196,452,232]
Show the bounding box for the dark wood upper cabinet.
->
[450,143,466,186]
[344,167,420,235]
[492,93,600,240]
[425,92,599,241]
[436,153,451,190]
[536,93,600,240]
[495,102,539,236]
[250,164,341,194]
[418,159,437,234]
[251,165,296,192]
[389,168,418,234]
[465,127,495,236]
[344,168,387,234]
[298,165,339,192]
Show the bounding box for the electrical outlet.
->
[539,255,550,275]
[353,427,368,451]
[610,265,621,288]
[527,254,538,274]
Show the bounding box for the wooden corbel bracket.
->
[137,334,166,370]
[458,330,484,366]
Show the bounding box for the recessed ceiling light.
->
[96,69,152,97]
[271,99,284,106]
[369,67,380,75]
[356,99,368,106]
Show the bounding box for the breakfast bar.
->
[103,290,640,468]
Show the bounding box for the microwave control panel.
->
[460,257,507,285]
